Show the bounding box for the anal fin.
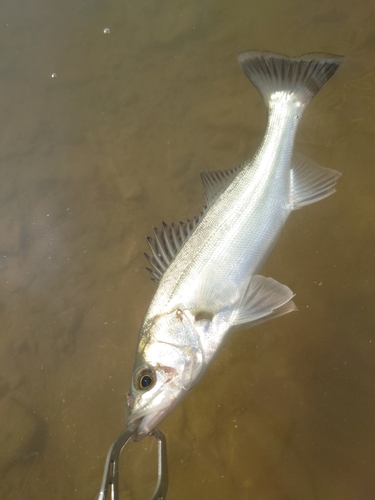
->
[291,153,341,210]
[232,275,296,327]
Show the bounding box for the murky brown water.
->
[1,0,375,499]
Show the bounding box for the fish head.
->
[126,309,203,440]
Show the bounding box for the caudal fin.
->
[237,51,343,105]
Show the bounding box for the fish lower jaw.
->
[129,410,167,441]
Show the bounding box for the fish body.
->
[126,51,343,439]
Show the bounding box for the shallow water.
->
[1,0,375,499]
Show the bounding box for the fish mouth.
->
[129,409,167,441]
[126,388,171,441]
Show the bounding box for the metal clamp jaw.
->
[97,427,168,500]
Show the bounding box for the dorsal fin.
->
[200,164,243,207]
[144,214,205,283]
[145,164,244,282]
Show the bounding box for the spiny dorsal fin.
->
[200,163,243,207]
[145,214,205,283]
[145,163,244,282]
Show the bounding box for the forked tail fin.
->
[237,51,343,105]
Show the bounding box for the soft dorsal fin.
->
[200,163,243,207]
[144,214,204,282]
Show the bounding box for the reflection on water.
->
[1,0,375,498]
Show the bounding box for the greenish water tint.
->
[1,0,375,498]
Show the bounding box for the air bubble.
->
[103,28,110,34]
[51,73,57,78]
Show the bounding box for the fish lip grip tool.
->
[97,426,168,500]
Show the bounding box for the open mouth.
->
[129,409,167,441]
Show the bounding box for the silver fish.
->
[126,51,343,439]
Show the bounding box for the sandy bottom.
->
[1,0,375,498]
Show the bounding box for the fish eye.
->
[135,367,156,391]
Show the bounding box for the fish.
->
[126,51,343,440]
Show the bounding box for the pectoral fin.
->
[195,263,242,315]
[232,275,296,327]
[291,154,341,209]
